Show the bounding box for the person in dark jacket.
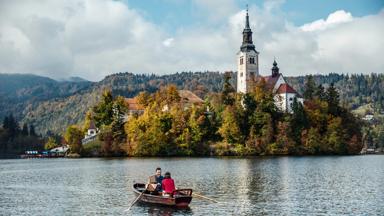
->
[147,167,163,194]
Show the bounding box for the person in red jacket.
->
[161,171,176,197]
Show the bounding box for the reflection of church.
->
[236,8,303,113]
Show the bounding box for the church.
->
[236,8,303,113]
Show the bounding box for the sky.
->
[0,0,383,81]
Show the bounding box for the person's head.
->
[155,167,161,176]
[164,171,171,179]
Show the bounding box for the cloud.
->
[162,38,174,47]
[301,10,353,32]
[0,0,383,81]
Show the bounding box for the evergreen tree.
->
[290,97,308,145]
[315,84,326,101]
[326,83,340,116]
[93,89,114,127]
[3,114,19,140]
[221,72,235,106]
[21,123,29,136]
[97,96,128,156]
[29,125,36,136]
[304,75,316,100]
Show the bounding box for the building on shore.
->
[81,120,98,145]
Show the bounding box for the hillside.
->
[1,72,383,135]
[0,73,92,124]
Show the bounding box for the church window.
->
[240,72,243,77]
[250,57,255,64]
[240,57,244,65]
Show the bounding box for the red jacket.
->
[162,178,175,194]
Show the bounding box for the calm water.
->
[0,156,383,215]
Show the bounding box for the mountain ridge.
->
[1,72,383,135]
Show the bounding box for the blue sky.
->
[124,0,384,32]
[0,0,383,80]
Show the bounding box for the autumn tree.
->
[64,125,83,154]
[44,137,59,150]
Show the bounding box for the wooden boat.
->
[133,183,193,208]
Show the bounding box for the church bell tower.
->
[237,6,259,93]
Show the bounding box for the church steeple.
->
[237,5,259,94]
[271,58,280,77]
[241,5,256,52]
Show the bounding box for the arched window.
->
[249,57,255,64]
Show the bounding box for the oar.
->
[193,192,218,203]
[125,185,147,212]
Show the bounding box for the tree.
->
[218,106,242,145]
[274,121,295,154]
[64,125,83,154]
[21,123,29,136]
[301,127,322,154]
[29,125,36,136]
[82,110,93,133]
[221,72,235,106]
[326,117,347,154]
[315,84,326,101]
[3,114,19,140]
[290,98,308,145]
[111,96,127,155]
[136,91,151,107]
[304,75,316,100]
[93,89,114,127]
[326,83,340,116]
[44,137,59,150]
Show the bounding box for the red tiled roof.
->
[263,75,280,89]
[178,90,204,104]
[125,98,144,111]
[276,83,299,94]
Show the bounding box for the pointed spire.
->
[245,4,250,29]
[241,4,256,52]
[272,58,279,77]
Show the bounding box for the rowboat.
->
[132,183,193,208]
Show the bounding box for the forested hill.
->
[1,72,383,135]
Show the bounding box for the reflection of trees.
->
[245,157,289,215]
[143,203,192,216]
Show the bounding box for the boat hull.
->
[133,183,193,208]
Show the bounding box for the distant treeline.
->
[0,114,43,156]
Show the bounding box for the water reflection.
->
[135,203,192,216]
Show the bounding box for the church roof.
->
[89,120,96,130]
[263,74,280,89]
[276,83,300,95]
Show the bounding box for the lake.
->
[0,156,383,215]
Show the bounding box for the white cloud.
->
[301,10,353,32]
[0,1,383,81]
[162,38,174,47]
